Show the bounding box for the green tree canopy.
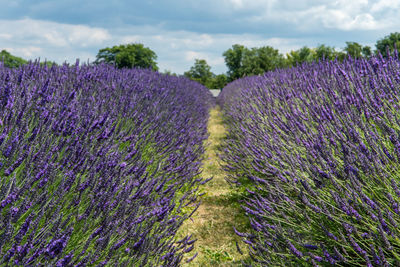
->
[241,46,286,76]
[344,42,363,59]
[184,59,228,89]
[223,44,248,81]
[95,43,158,70]
[184,59,213,86]
[0,50,27,68]
[163,70,177,76]
[362,46,372,58]
[314,44,337,61]
[376,32,400,57]
[208,74,228,89]
[37,60,58,68]
[343,42,373,59]
[223,44,286,79]
[286,46,314,67]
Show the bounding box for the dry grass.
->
[177,106,250,266]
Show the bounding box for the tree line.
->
[0,44,157,71]
[0,50,60,68]
[1,32,400,88]
[191,32,400,88]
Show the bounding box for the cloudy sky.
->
[0,0,399,74]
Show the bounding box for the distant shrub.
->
[0,50,27,68]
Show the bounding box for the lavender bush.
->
[0,61,214,266]
[219,54,400,266]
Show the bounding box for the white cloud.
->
[185,51,206,61]
[43,31,68,47]
[306,0,383,31]
[0,18,111,63]
[0,18,110,48]
[97,25,304,73]
[320,10,379,30]
[230,0,398,31]
[0,6,397,76]
[0,33,12,40]
[120,35,140,43]
[0,17,310,74]
[371,0,400,12]
[67,25,110,46]
[150,32,303,73]
[184,51,224,65]
[183,34,214,47]
[19,47,42,58]
[226,0,277,10]
[230,0,242,8]
[332,0,369,12]
[3,46,42,58]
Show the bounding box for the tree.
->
[376,32,400,57]
[0,50,27,68]
[314,44,337,61]
[362,46,372,58]
[223,44,286,79]
[344,42,372,59]
[184,59,228,89]
[184,59,213,87]
[95,43,158,70]
[223,44,248,81]
[163,70,177,76]
[39,60,58,68]
[208,74,228,89]
[344,42,363,59]
[241,46,285,76]
[286,46,313,67]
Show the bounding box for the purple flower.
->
[323,249,336,264]
[132,236,144,250]
[378,224,392,250]
[333,247,345,262]
[378,247,389,266]
[308,252,323,262]
[45,237,67,258]
[287,241,303,258]
[348,234,366,257]
[361,232,369,239]
[120,161,127,168]
[3,145,13,158]
[112,238,126,251]
[1,193,17,208]
[303,244,318,250]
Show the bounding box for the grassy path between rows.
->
[178,105,249,266]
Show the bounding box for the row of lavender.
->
[218,55,400,266]
[0,62,214,266]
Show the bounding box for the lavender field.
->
[218,53,400,266]
[0,62,215,266]
[3,53,400,267]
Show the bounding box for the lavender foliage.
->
[0,61,214,265]
[219,54,400,266]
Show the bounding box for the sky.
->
[0,0,399,74]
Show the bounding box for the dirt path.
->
[178,105,248,266]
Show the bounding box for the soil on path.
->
[178,105,249,266]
